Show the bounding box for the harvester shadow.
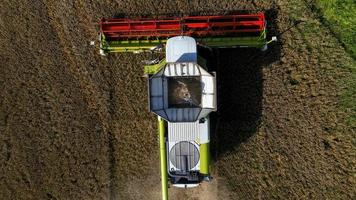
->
[209,8,281,160]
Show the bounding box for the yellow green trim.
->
[158,117,168,200]
[100,30,267,53]
[144,59,166,75]
[199,143,210,175]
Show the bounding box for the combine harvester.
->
[99,13,276,200]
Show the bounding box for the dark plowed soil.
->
[0,0,354,200]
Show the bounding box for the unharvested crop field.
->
[0,0,355,199]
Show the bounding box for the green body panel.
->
[158,117,168,200]
[100,30,267,53]
[199,143,210,175]
[105,40,165,53]
[100,34,166,53]
[198,29,266,48]
[198,36,265,48]
[144,59,166,75]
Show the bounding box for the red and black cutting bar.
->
[100,13,265,40]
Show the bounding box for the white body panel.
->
[167,118,210,173]
[166,36,197,62]
[164,62,200,76]
[167,118,210,143]
[172,184,200,188]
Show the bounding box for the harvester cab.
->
[99,12,276,200]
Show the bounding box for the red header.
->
[100,13,265,40]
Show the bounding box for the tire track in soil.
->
[1,0,111,198]
[41,1,160,199]
[42,1,109,130]
[42,0,117,198]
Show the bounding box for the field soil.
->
[0,0,354,200]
